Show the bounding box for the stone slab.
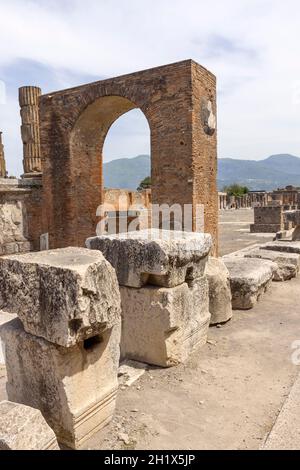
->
[244,249,300,281]
[0,400,59,450]
[86,229,212,288]
[120,278,210,367]
[223,258,277,310]
[0,318,121,449]
[0,311,17,365]
[0,247,121,347]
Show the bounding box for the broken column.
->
[86,229,212,367]
[0,247,121,449]
[19,86,42,177]
[0,132,6,178]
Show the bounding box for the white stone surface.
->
[86,229,212,288]
[0,247,121,347]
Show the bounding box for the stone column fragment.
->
[1,319,120,450]
[0,132,6,178]
[205,257,232,325]
[19,86,42,176]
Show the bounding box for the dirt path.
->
[84,276,300,450]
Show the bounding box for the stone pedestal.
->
[0,247,121,449]
[87,230,212,367]
[120,279,210,367]
[1,318,120,449]
[205,257,232,325]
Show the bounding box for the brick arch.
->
[69,95,150,246]
[40,60,218,254]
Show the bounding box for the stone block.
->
[244,249,300,281]
[0,247,121,347]
[120,278,210,367]
[86,229,212,288]
[0,401,59,450]
[0,318,121,449]
[223,258,276,310]
[205,257,232,325]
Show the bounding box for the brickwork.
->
[0,132,6,178]
[250,206,284,233]
[40,60,218,255]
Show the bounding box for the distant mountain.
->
[103,155,150,190]
[103,153,300,191]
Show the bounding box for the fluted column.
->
[0,131,6,178]
[19,86,42,177]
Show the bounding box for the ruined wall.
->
[39,60,218,255]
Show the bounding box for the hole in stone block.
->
[69,318,83,334]
[83,335,103,351]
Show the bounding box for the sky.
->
[1,0,300,176]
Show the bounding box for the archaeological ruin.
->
[0,59,300,450]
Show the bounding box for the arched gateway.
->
[39,59,218,254]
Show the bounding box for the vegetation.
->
[222,184,249,197]
[137,176,151,191]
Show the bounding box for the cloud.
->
[0,0,300,175]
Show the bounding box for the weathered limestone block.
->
[0,247,121,347]
[223,258,277,310]
[86,229,212,288]
[244,249,300,281]
[120,278,211,367]
[0,318,121,449]
[262,241,300,255]
[204,257,232,325]
[0,401,59,450]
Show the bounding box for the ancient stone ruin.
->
[0,59,300,450]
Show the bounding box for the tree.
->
[223,184,249,197]
[137,176,151,191]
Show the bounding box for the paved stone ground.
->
[0,209,299,449]
[219,209,274,256]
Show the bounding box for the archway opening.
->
[101,108,151,234]
[70,96,151,242]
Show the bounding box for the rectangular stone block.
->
[120,278,211,367]
[223,257,277,310]
[0,401,59,450]
[86,229,212,288]
[0,247,121,347]
[0,318,121,449]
